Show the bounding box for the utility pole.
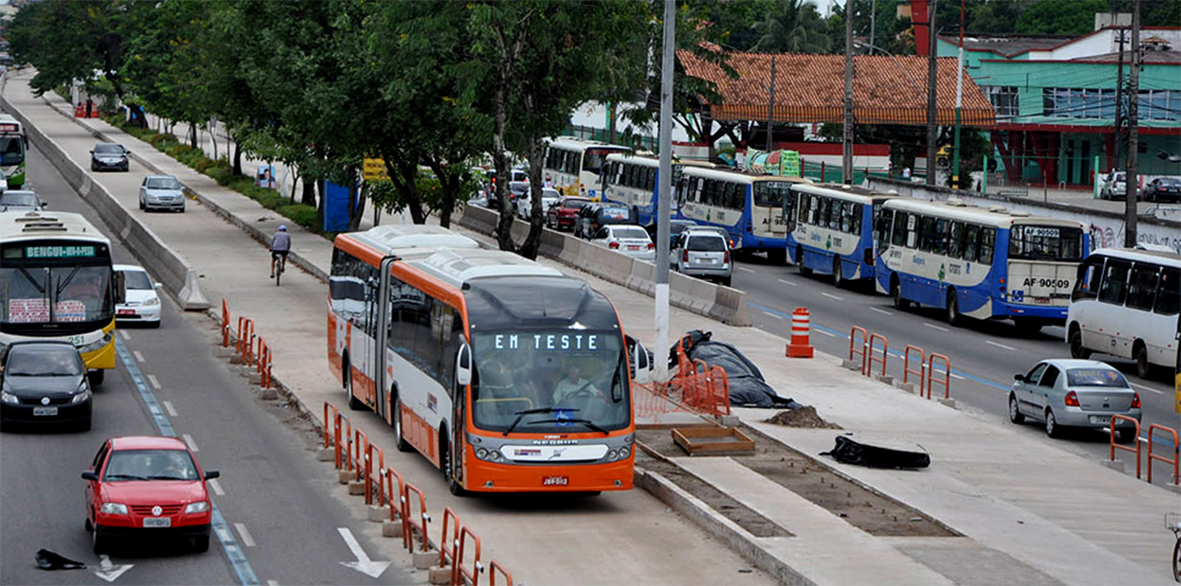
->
[842,0,854,184]
[1113,27,1126,170]
[654,0,675,383]
[869,0,876,54]
[767,54,777,152]
[925,0,939,186]
[951,0,965,189]
[1124,0,1140,247]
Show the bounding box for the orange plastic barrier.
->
[323,402,338,452]
[489,561,513,586]
[439,507,460,572]
[1110,415,1142,479]
[453,526,483,586]
[636,343,731,421]
[401,483,430,552]
[849,326,868,373]
[354,429,369,485]
[903,345,925,388]
[221,299,231,347]
[365,440,385,505]
[866,333,888,377]
[1148,424,1179,485]
[926,353,950,400]
[385,467,405,523]
[786,307,814,358]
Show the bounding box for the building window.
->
[1042,87,1180,121]
[987,86,1019,118]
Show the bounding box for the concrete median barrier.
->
[458,204,750,326]
[2,96,210,310]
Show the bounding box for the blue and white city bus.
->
[787,183,897,286]
[600,153,714,228]
[676,166,810,264]
[874,199,1088,332]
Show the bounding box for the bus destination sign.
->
[25,245,97,259]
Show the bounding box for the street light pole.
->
[654,0,676,383]
[951,0,965,190]
[842,0,854,184]
[925,0,939,186]
[1124,0,1140,247]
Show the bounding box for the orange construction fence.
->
[634,342,730,420]
[401,483,430,553]
[1148,424,1179,486]
[439,507,460,573]
[385,467,405,523]
[489,561,513,586]
[926,353,950,400]
[848,326,868,373]
[1110,415,1142,479]
[365,440,385,505]
[903,345,925,388]
[866,333,888,377]
[453,526,483,586]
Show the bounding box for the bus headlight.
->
[606,449,619,461]
[476,448,489,460]
[78,332,114,354]
[619,446,630,459]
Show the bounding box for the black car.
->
[574,203,635,239]
[647,219,698,249]
[1144,177,1181,203]
[0,190,46,212]
[90,143,130,172]
[1,342,92,431]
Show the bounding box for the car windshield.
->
[1008,225,1084,262]
[1066,368,1129,388]
[471,331,629,434]
[1,264,113,325]
[5,346,82,376]
[121,270,153,290]
[0,135,23,166]
[0,193,37,207]
[104,449,199,481]
[687,235,726,251]
[146,177,180,190]
[612,227,648,240]
[94,144,124,155]
[562,199,587,209]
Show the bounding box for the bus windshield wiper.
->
[525,417,609,435]
[503,407,580,436]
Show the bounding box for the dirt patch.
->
[766,406,841,429]
[636,450,791,538]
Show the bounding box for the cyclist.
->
[270,225,291,279]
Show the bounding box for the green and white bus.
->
[0,114,27,189]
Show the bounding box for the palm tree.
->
[753,0,833,54]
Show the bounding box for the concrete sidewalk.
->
[10,71,1178,585]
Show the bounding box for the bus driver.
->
[553,363,601,404]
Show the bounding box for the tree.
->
[753,0,832,54]
[1015,0,1108,36]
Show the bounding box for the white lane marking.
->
[923,323,950,332]
[182,433,199,452]
[234,523,256,548]
[777,278,798,286]
[737,266,755,274]
[985,340,1017,351]
[950,372,967,380]
[147,374,162,390]
[816,329,838,338]
[133,350,146,363]
[162,401,177,417]
[869,307,893,316]
[1130,382,1164,395]
[267,581,279,586]
[763,311,784,320]
[207,478,225,496]
[821,292,844,301]
[337,527,392,578]
[94,554,133,582]
[118,330,130,342]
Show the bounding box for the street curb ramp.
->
[458,204,751,326]
[1,95,211,311]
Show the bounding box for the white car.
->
[589,224,656,262]
[515,187,561,220]
[114,265,162,327]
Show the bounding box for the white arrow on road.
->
[94,554,133,583]
[337,527,391,579]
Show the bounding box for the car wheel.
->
[720,276,732,287]
[832,256,844,287]
[1134,343,1151,379]
[1044,409,1061,438]
[139,198,144,210]
[946,289,963,326]
[1115,427,1138,444]
[1068,327,1091,359]
[92,527,106,554]
[393,394,411,453]
[1008,394,1024,424]
[192,535,210,553]
[85,517,93,532]
[796,247,812,276]
[891,277,910,310]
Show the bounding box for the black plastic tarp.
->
[671,330,798,408]
[821,435,931,469]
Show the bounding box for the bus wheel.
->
[345,366,364,411]
[393,394,411,453]
[1134,342,1151,379]
[796,247,812,276]
[891,277,909,310]
[441,431,466,497]
[946,290,963,326]
[1068,327,1092,359]
[88,370,104,387]
[832,257,844,288]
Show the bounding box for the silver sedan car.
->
[1008,359,1140,442]
[139,175,186,212]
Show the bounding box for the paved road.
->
[0,144,419,586]
[730,252,1179,479]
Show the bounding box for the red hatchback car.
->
[82,436,219,553]
[545,196,591,231]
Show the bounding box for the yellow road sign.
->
[363,158,389,181]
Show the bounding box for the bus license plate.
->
[542,476,569,487]
[143,517,171,528]
[33,407,57,416]
[1034,297,1050,305]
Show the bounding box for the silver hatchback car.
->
[671,229,732,287]
[1008,359,1140,442]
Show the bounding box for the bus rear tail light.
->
[1131,393,1141,409]
[1064,391,1080,407]
[864,248,874,266]
[609,241,620,249]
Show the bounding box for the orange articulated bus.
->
[328,225,651,495]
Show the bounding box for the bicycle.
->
[272,252,286,287]
[1168,512,1181,582]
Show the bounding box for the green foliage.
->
[1016,0,1109,36]
[754,0,832,54]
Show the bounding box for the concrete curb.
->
[634,466,815,586]
[458,204,752,326]
[39,97,330,284]
[2,94,210,310]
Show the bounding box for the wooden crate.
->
[671,426,755,456]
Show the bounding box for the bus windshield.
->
[471,331,630,434]
[753,182,792,208]
[1008,225,1084,262]
[582,149,619,176]
[0,135,24,166]
[1,264,113,325]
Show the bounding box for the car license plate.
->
[118,309,135,316]
[542,476,569,487]
[143,517,171,528]
[1034,297,1050,305]
[627,245,639,251]
[33,407,58,416]
[1090,415,1111,425]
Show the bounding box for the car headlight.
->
[100,503,128,515]
[185,501,209,514]
[78,332,114,354]
[0,391,18,405]
[71,389,91,404]
[144,297,159,306]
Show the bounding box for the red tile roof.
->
[678,49,995,127]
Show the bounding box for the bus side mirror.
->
[631,341,651,384]
[456,344,472,387]
[113,271,126,305]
